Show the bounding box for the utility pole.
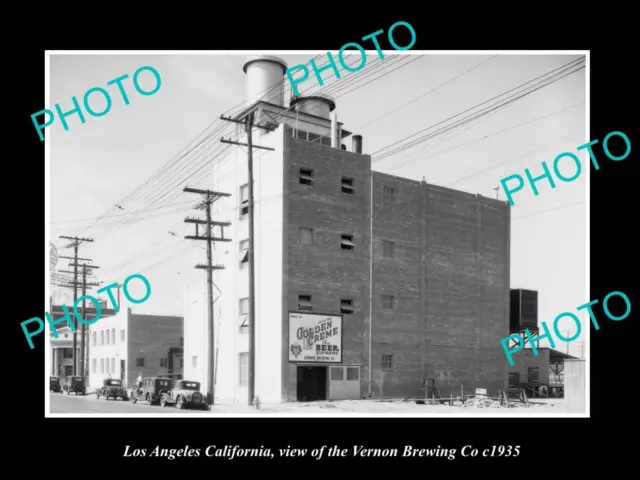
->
[59,235,93,375]
[60,262,100,378]
[183,187,231,406]
[73,263,100,377]
[221,112,274,407]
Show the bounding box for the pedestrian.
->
[136,372,143,390]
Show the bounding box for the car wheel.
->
[176,396,185,410]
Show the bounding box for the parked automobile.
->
[50,376,62,393]
[160,380,209,410]
[96,378,128,400]
[62,376,86,395]
[129,377,173,405]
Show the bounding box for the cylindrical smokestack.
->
[331,112,338,148]
[352,135,363,154]
[242,55,288,107]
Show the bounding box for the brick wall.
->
[282,128,371,400]
[280,127,510,400]
[127,312,184,387]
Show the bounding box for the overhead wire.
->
[371,58,585,162]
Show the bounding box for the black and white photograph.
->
[44,50,589,416]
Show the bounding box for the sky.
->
[48,52,587,357]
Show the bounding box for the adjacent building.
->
[184,55,511,403]
[88,307,184,389]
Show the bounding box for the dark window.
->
[295,129,308,141]
[381,295,395,310]
[180,337,184,347]
[347,367,359,381]
[330,367,344,381]
[136,357,144,367]
[341,234,354,250]
[239,184,249,220]
[160,358,168,368]
[299,227,313,245]
[180,358,184,368]
[528,367,539,384]
[383,186,397,203]
[340,299,354,315]
[239,239,249,268]
[308,133,320,143]
[63,348,73,359]
[381,355,393,369]
[299,168,314,186]
[321,136,332,146]
[382,240,394,258]
[341,177,354,194]
[509,372,520,387]
[298,295,312,311]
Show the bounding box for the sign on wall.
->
[288,312,342,363]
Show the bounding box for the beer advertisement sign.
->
[288,312,342,363]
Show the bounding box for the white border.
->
[45,50,589,418]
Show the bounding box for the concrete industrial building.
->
[184,55,511,403]
[88,308,184,389]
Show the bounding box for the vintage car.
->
[50,376,62,393]
[129,377,173,405]
[160,380,209,410]
[62,376,86,395]
[96,378,128,400]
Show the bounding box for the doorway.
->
[296,366,327,401]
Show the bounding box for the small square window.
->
[321,136,332,146]
[299,227,313,245]
[300,168,314,186]
[239,298,249,315]
[298,294,312,311]
[239,239,249,268]
[341,177,354,194]
[382,240,394,258]
[381,294,395,310]
[136,357,144,367]
[238,314,249,334]
[240,184,249,220]
[341,234,354,250]
[347,367,359,381]
[340,299,354,315]
[296,130,308,141]
[160,358,168,368]
[383,186,396,203]
[381,355,393,369]
[330,367,344,381]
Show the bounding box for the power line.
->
[371,57,585,161]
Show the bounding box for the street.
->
[49,392,210,414]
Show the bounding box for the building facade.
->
[49,303,116,378]
[88,307,184,389]
[185,55,511,403]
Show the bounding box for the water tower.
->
[242,55,288,107]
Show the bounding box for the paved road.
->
[49,393,209,414]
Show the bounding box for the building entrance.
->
[296,366,327,401]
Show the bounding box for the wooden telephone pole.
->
[70,263,101,377]
[59,235,93,375]
[220,112,274,407]
[183,187,231,406]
